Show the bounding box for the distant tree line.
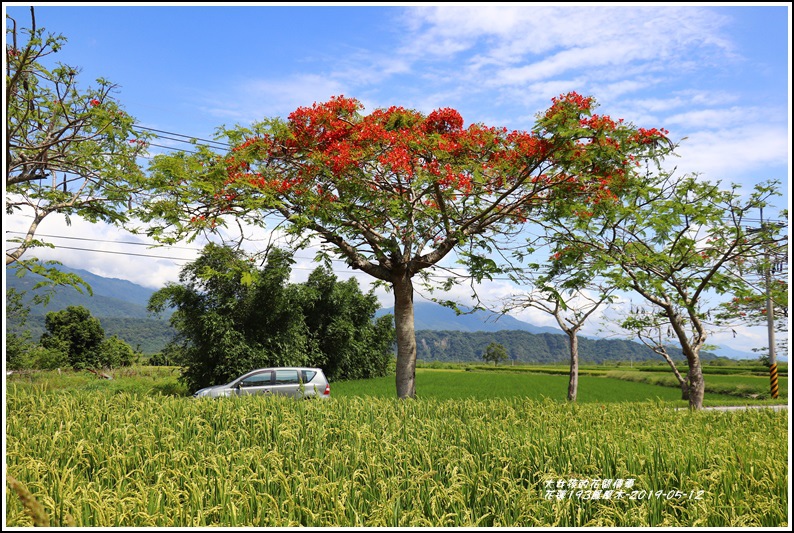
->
[6,294,138,370]
[7,315,176,356]
[415,330,718,365]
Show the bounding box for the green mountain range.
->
[6,265,736,362]
[6,266,175,354]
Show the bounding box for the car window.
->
[240,371,272,387]
[301,370,317,383]
[274,369,299,385]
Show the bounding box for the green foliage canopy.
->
[296,266,395,381]
[40,305,104,369]
[138,93,673,398]
[482,342,508,366]
[148,244,395,392]
[538,171,784,408]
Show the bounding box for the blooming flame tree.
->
[141,93,671,398]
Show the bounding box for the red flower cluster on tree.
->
[423,108,464,134]
[545,91,595,118]
[579,114,617,131]
[630,127,670,144]
[211,92,672,233]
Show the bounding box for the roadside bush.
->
[30,345,69,370]
[98,335,137,368]
[6,332,36,370]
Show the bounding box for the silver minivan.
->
[193,367,331,399]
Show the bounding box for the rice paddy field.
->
[4,366,790,527]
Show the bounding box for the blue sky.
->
[4,3,791,354]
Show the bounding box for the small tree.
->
[548,172,783,409]
[483,342,508,366]
[148,244,311,392]
[5,288,36,369]
[40,305,105,369]
[98,335,137,368]
[508,286,614,402]
[30,344,69,370]
[295,266,395,381]
[510,215,619,402]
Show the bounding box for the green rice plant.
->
[331,369,743,403]
[5,366,186,396]
[605,370,788,400]
[6,474,51,526]
[5,385,788,527]
[463,364,611,376]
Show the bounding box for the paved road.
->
[706,405,787,411]
[678,405,789,412]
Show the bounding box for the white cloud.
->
[623,96,689,115]
[665,106,780,130]
[490,42,653,87]
[6,216,200,290]
[171,6,750,150]
[401,6,732,85]
[709,326,774,356]
[590,79,656,102]
[686,90,742,107]
[672,125,790,184]
[198,74,350,124]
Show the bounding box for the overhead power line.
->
[35,244,194,262]
[12,243,399,277]
[5,231,201,251]
[145,142,200,155]
[134,125,230,148]
[6,225,783,284]
[3,230,384,274]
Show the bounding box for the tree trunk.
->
[665,309,704,409]
[680,374,690,401]
[567,330,579,402]
[686,357,705,410]
[655,347,688,400]
[392,274,416,399]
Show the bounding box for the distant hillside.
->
[377,302,562,335]
[6,265,175,354]
[414,330,718,364]
[5,264,740,361]
[6,265,163,319]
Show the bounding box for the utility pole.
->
[764,259,779,399]
[750,208,780,399]
[761,210,779,399]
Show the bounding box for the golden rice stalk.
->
[6,474,49,527]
